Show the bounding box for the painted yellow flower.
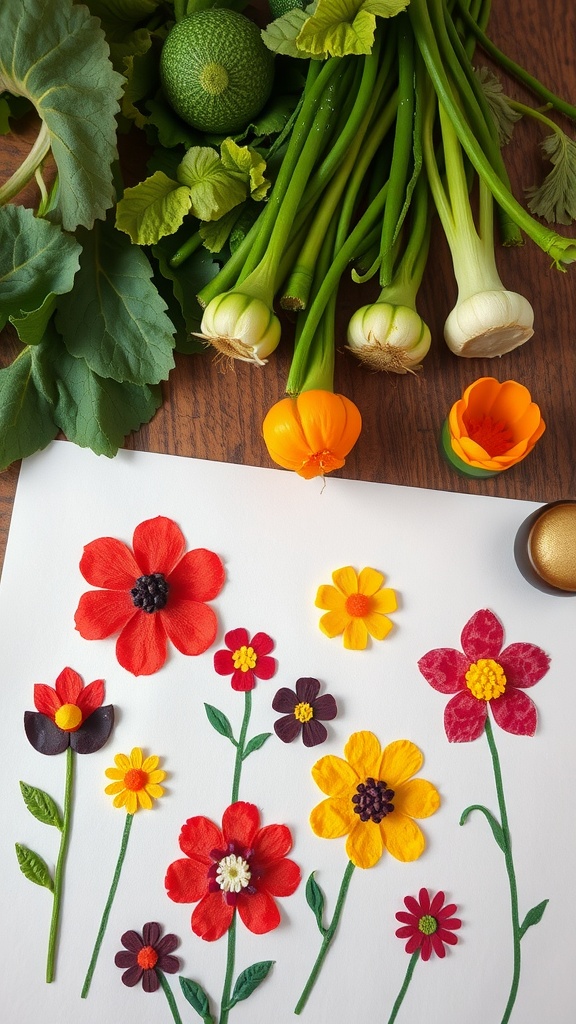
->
[310,731,440,869]
[315,566,397,649]
[105,747,166,814]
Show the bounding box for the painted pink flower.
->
[417,609,550,742]
[395,888,461,960]
[213,628,276,691]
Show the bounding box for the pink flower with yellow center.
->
[315,566,397,650]
[105,747,166,814]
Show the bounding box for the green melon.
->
[160,9,275,135]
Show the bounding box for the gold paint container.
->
[514,500,576,595]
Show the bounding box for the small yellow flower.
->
[105,747,166,814]
[315,566,397,650]
[310,731,440,869]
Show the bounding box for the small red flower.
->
[24,666,114,755]
[395,888,461,960]
[74,516,225,676]
[417,608,550,742]
[165,801,300,941]
[213,628,275,691]
[114,922,179,992]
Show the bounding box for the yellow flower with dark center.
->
[105,747,166,814]
[315,566,398,650]
[310,731,440,869]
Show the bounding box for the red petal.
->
[417,649,468,693]
[132,517,186,576]
[33,684,60,717]
[224,628,249,651]
[179,816,223,860]
[253,656,276,680]
[165,858,209,904]
[258,857,300,897]
[431,933,447,958]
[253,823,293,866]
[490,689,538,736]
[213,650,234,676]
[161,600,218,657]
[460,609,503,660]
[499,643,550,689]
[168,548,225,602]
[76,678,105,717]
[230,669,255,692]
[404,895,424,917]
[251,632,274,657]
[404,932,423,954]
[116,612,168,676]
[396,913,419,927]
[74,590,135,639]
[54,667,83,703]
[444,690,487,742]
[395,925,416,938]
[79,537,140,588]
[237,891,280,934]
[192,892,233,942]
[222,802,260,848]
[421,936,433,961]
[428,891,445,917]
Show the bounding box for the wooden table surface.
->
[1,0,575,575]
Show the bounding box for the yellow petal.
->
[142,755,159,773]
[130,747,143,769]
[114,752,131,771]
[370,588,398,614]
[380,812,425,862]
[125,791,138,815]
[395,778,440,819]
[147,770,166,786]
[312,754,358,796]
[105,781,126,795]
[137,788,153,810]
[315,585,346,612]
[344,731,382,779]
[343,617,368,649]
[331,566,359,596]
[346,819,384,869]
[357,566,384,596]
[145,783,165,798]
[363,611,394,641]
[380,739,423,788]
[113,790,128,809]
[310,797,356,838]
[105,767,125,781]
[319,609,351,638]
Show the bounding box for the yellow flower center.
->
[232,645,257,672]
[345,593,370,617]
[124,768,148,791]
[137,945,158,970]
[294,701,314,723]
[465,658,507,700]
[54,703,83,731]
[418,914,438,936]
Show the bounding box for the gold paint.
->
[528,504,576,592]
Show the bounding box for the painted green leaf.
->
[15,843,54,891]
[519,899,549,939]
[224,961,275,1010]
[0,347,58,471]
[176,148,248,222]
[115,171,193,245]
[242,733,272,760]
[204,704,236,743]
[56,219,175,385]
[9,294,58,346]
[459,804,506,852]
[305,871,326,934]
[0,0,125,229]
[0,206,81,331]
[20,782,63,830]
[179,976,214,1023]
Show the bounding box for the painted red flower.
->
[24,666,114,755]
[395,888,461,960]
[165,801,300,941]
[74,516,225,676]
[213,628,275,691]
[114,921,179,992]
[417,608,550,742]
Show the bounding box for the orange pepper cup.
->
[262,390,362,479]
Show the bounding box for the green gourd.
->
[160,9,275,134]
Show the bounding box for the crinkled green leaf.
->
[526,130,576,225]
[120,31,157,126]
[262,7,323,58]
[0,206,81,330]
[296,0,406,56]
[10,293,58,346]
[476,67,522,146]
[224,962,274,1010]
[0,0,125,230]
[56,219,175,385]
[20,782,63,830]
[152,228,220,345]
[176,148,248,222]
[199,208,242,253]
[116,171,193,244]
[0,348,58,471]
[220,140,271,201]
[15,844,54,891]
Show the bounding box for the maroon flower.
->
[272,677,337,747]
[114,922,179,992]
[417,608,550,742]
[395,888,461,960]
[213,628,276,691]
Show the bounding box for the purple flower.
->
[272,677,337,747]
[114,922,179,992]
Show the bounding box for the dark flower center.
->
[352,777,395,823]
[131,573,169,613]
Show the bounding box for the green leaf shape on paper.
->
[242,732,272,760]
[305,871,327,935]
[459,803,506,852]
[55,219,175,385]
[179,977,214,1023]
[20,782,63,830]
[0,347,58,472]
[15,843,54,891]
[297,0,406,56]
[519,899,549,939]
[224,962,275,1010]
[526,130,576,226]
[204,703,236,743]
[9,294,58,346]
[176,147,248,222]
[0,0,125,230]
[0,206,81,331]
[116,171,193,244]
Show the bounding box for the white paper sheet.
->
[0,440,573,1024]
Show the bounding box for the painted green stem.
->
[294,860,355,1015]
[159,969,185,1024]
[219,912,237,1024]
[46,745,74,983]
[81,812,134,998]
[231,692,251,804]
[386,950,420,1024]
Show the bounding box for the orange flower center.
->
[137,945,158,970]
[465,659,507,700]
[232,645,257,671]
[294,701,314,723]
[345,593,370,617]
[54,703,83,731]
[465,415,514,457]
[301,450,343,476]
[124,768,148,791]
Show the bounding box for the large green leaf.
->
[177,148,248,222]
[0,0,125,230]
[296,0,407,56]
[56,219,175,385]
[0,206,81,330]
[116,171,192,244]
[0,347,58,471]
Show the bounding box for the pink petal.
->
[490,689,538,736]
[417,649,469,693]
[444,690,487,742]
[79,537,141,588]
[132,516,185,576]
[168,548,225,602]
[461,609,504,661]
[499,643,550,689]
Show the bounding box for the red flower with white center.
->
[395,888,461,960]
[25,666,114,755]
[165,801,300,941]
[213,628,276,691]
[74,516,225,676]
[417,608,550,742]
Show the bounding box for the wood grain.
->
[1,1,575,576]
